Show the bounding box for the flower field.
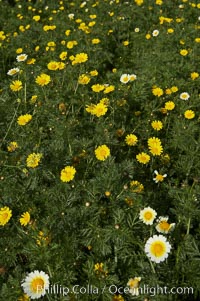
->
[0,0,200,300]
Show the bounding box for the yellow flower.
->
[78,74,90,85]
[33,15,40,21]
[125,134,138,146]
[165,101,175,110]
[184,110,195,119]
[123,40,129,46]
[7,141,19,152]
[60,166,76,182]
[191,72,199,80]
[92,38,101,44]
[90,70,98,76]
[58,62,65,70]
[151,120,163,131]
[167,28,174,34]
[136,152,150,164]
[47,61,59,70]
[72,52,88,65]
[130,181,144,193]
[65,29,71,36]
[10,80,23,92]
[26,153,42,168]
[170,86,178,93]
[104,85,115,94]
[134,0,143,5]
[148,137,163,156]
[18,294,30,301]
[0,207,12,226]
[95,145,110,161]
[35,73,51,86]
[27,58,36,65]
[91,84,105,92]
[92,103,108,117]
[17,114,32,126]
[67,41,77,49]
[19,212,30,226]
[59,51,67,60]
[152,86,164,97]
[180,49,188,56]
[112,295,124,301]
[145,33,151,39]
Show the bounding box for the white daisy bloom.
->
[139,206,157,225]
[127,277,141,296]
[120,74,130,84]
[16,54,28,62]
[180,92,190,100]
[21,270,49,299]
[7,67,20,76]
[145,234,172,263]
[153,170,167,183]
[156,216,175,234]
[129,73,137,81]
[152,30,159,37]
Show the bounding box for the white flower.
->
[152,30,159,37]
[153,170,167,183]
[21,270,49,299]
[129,74,137,81]
[180,92,190,100]
[7,67,20,76]
[16,54,28,62]
[120,74,130,84]
[139,206,157,225]
[145,234,171,263]
[68,13,74,19]
[135,27,140,32]
[127,277,141,296]
[156,216,175,234]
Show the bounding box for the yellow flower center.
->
[159,221,170,231]
[31,278,45,293]
[144,212,153,220]
[156,174,164,182]
[151,241,166,257]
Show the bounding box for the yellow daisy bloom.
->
[95,145,110,161]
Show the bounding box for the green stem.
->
[149,258,156,274]
[0,102,20,148]
[186,217,191,235]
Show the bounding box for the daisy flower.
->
[60,166,76,182]
[153,170,167,183]
[120,74,130,84]
[0,206,12,226]
[184,110,195,119]
[7,67,20,76]
[156,217,175,234]
[127,277,141,296]
[19,212,31,226]
[16,54,28,62]
[144,234,172,263]
[180,92,190,100]
[95,145,110,161]
[139,207,157,225]
[21,270,49,299]
[136,152,150,164]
